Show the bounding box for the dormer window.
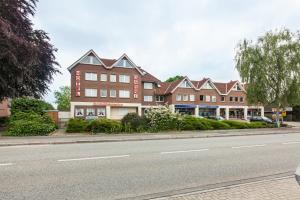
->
[202,82,214,89]
[116,58,133,68]
[233,84,242,91]
[179,80,192,88]
[80,55,101,65]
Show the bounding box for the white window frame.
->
[180,80,192,88]
[85,72,97,81]
[221,96,225,102]
[110,89,116,98]
[119,90,130,98]
[189,94,195,101]
[211,96,217,102]
[100,74,107,82]
[75,108,84,117]
[119,75,130,83]
[100,89,107,97]
[206,95,211,102]
[86,108,96,116]
[144,96,153,102]
[176,94,182,101]
[143,82,153,89]
[97,108,106,116]
[85,89,97,97]
[183,94,189,101]
[110,74,116,82]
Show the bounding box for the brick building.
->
[69,50,264,120]
[0,99,10,117]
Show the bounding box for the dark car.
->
[296,164,300,185]
[249,116,273,123]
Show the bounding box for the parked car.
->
[296,164,300,185]
[207,116,225,121]
[249,116,273,123]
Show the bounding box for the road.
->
[1,132,300,200]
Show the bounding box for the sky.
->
[32,0,300,105]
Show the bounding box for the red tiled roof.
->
[138,67,161,83]
[213,82,227,94]
[100,58,117,66]
[226,80,238,92]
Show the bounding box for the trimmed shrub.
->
[10,111,54,124]
[86,118,123,134]
[11,97,54,115]
[248,122,269,128]
[121,113,148,133]
[223,120,249,129]
[180,116,213,130]
[66,118,88,133]
[205,119,231,129]
[7,120,56,136]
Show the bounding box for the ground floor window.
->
[86,108,96,116]
[199,108,216,117]
[75,108,84,117]
[97,108,106,116]
[175,108,195,115]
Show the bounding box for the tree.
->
[11,97,54,115]
[0,0,59,100]
[165,75,184,82]
[235,29,300,127]
[54,86,71,111]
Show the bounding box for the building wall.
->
[0,99,10,117]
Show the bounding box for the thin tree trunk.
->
[276,106,280,128]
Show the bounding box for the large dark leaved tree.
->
[0,0,59,100]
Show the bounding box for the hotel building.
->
[69,50,264,120]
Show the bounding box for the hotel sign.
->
[133,75,139,99]
[75,71,81,96]
[93,102,123,106]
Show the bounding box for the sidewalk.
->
[157,177,300,200]
[0,127,299,146]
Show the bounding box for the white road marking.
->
[57,154,130,162]
[160,149,209,155]
[0,145,52,149]
[232,144,266,149]
[282,141,300,145]
[0,163,14,166]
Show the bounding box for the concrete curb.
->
[0,128,299,147]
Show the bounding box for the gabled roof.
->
[139,67,161,83]
[170,76,198,93]
[110,53,144,75]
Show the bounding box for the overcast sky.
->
[32,0,300,105]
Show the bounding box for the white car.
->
[296,164,300,185]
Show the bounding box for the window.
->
[240,97,244,102]
[200,95,205,101]
[233,84,242,91]
[212,96,216,102]
[190,94,195,101]
[144,96,153,102]
[75,108,84,117]
[155,95,164,102]
[119,75,130,83]
[86,108,96,116]
[80,55,101,65]
[100,74,107,81]
[119,90,130,98]
[100,89,107,97]
[183,94,189,101]
[206,95,211,102]
[235,97,238,102]
[85,89,97,97]
[116,58,133,68]
[110,89,116,98]
[97,108,106,116]
[202,82,213,89]
[230,97,233,102]
[176,94,182,101]
[144,82,153,89]
[110,74,116,82]
[85,73,97,81]
[221,96,225,102]
[179,80,192,88]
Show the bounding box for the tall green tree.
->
[165,75,184,82]
[54,86,71,111]
[235,29,300,126]
[0,0,59,100]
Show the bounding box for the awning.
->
[175,104,196,109]
[198,105,219,109]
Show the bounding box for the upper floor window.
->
[81,55,101,65]
[202,82,214,89]
[156,95,164,102]
[183,94,189,101]
[211,96,217,102]
[110,74,117,82]
[144,96,153,102]
[233,84,242,91]
[119,90,130,98]
[176,94,182,101]
[100,74,107,82]
[110,89,116,98]
[179,80,192,88]
[116,58,134,68]
[240,97,244,102]
[85,72,97,81]
[100,89,107,97]
[230,97,234,102]
[206,95,211,102]
[119,75,130,83]
[200,95,205,101]
[144,82,153,89]
[221,96,225,102]
[235,97,238,102]
[85,89,97,97]
[190,94,195,101]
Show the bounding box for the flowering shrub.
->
[144,106,182,132]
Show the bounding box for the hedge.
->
[86,118,123,134]
[121,113,148,133]
[7,120,56,136]
[66,118,88,133]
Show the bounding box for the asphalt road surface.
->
[1,132,300,200]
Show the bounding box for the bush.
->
[180,116,213,130]
[121,113,148,132]
[0,117,9,127]
[145,106,180,132]
[7,120,56,136]
[86,118,123,134]
[223,120,250,129]
[205,119,231,129]
[66,118,88,133]
[248,122,269,128]
[11,97,54,115]
[10,111,54,124]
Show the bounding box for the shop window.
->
[97,108,106,116]
[86,108,96,116]
[75,108,84,117]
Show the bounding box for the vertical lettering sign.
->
[133,75,139,99]
[75,71,81,96]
